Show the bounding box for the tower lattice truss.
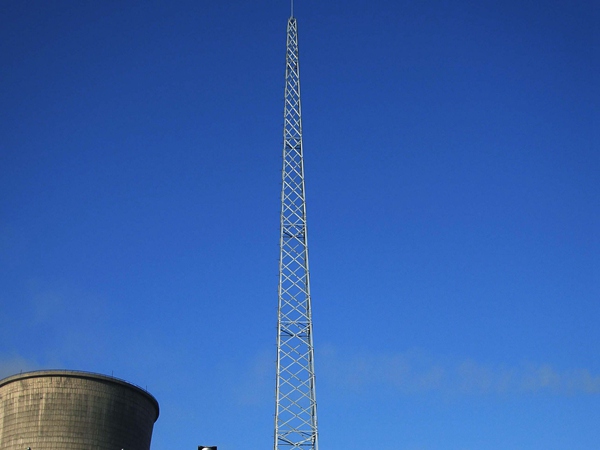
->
[274,16,319,450]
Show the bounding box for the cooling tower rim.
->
[0,369,159,421]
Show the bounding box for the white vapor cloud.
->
[317,346,600,396]
[232,349,274,406]
[0,356,38,380]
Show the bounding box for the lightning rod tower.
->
[274,9,319,450]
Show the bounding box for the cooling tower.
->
[0,370,159,450]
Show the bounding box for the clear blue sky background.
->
[1,1,598,449]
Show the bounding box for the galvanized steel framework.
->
[274,15,319,450]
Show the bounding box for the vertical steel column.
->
[274,15,319,450]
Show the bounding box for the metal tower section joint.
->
[274,15,319,450]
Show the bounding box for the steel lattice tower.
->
[274,12,319,450]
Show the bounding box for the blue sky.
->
[1,1,598,449]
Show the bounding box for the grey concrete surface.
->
[0,370,159,450]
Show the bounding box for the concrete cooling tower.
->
[0,370,159,450]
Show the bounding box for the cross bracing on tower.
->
[274,12,319,450]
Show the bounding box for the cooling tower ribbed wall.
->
[0,370,159,450]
